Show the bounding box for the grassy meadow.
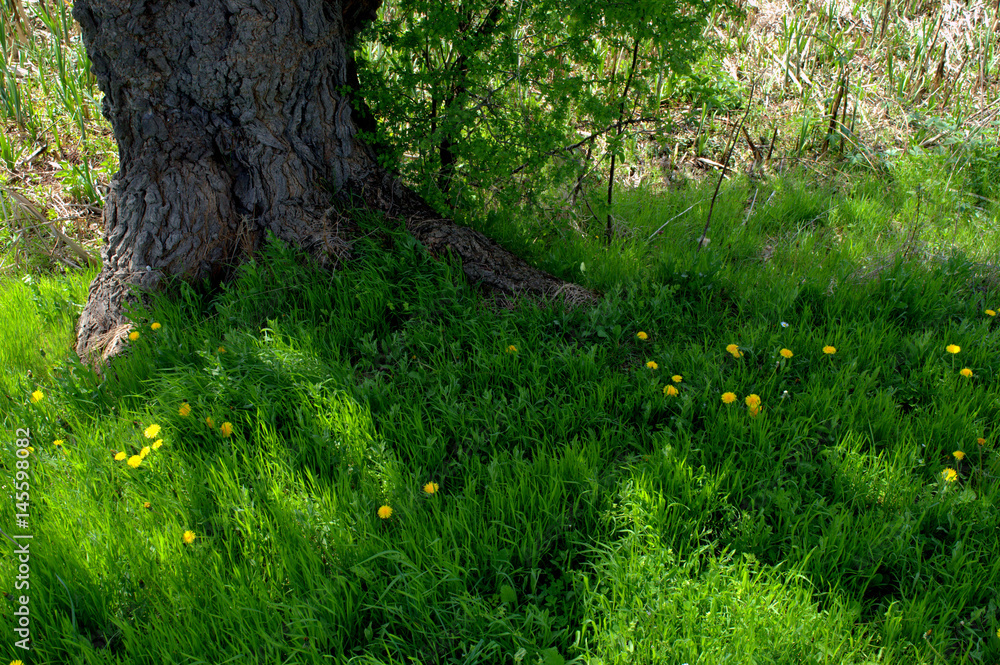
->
[3,0,1000,663]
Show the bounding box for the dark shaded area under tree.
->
[72,0,594,363]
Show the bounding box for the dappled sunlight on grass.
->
[4,218,1000,663]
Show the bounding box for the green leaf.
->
[500,584,517,604]
[541,647,565,665]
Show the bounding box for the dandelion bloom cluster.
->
[217,346,226,354]
[726,344,743,358]
[646,361,658,370]
[129,331,140,341]
[144,423,161,439]
[144,502,151,509]
[941,468,958,483]
[977,438,986,446]
[139,446,151,460]
[823,346,836,355]
[183,530,196,544]
[114,451,127,461]
[378,505,393,519]
[423,482,439,494]
[53,439,63,447]
[745,394,761,408]
[953,451,965,461]
[664,385,679,397]
[946,344,960,354]
[636,331,648,340]
[960,368,973,378]
[220,422,234,437]
[671,375,682,383]
[721,392,737,404]
[30,390,44,403]
[127,455,142,468]
[986,309,996,317]
[179,402,191,417]
[205,417,214,428]
[152,439,163,450]
[780,349,793,358]
[151,322,161,330]
[507,345,517,354]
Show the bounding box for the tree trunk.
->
[72,0,594,363]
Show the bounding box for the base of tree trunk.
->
[76,173,596,365]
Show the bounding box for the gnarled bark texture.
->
[73,0,594,363]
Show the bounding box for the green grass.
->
[3,202,1000,663]
[0,269,94,396]
[2,0,999,662]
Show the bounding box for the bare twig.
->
[606,37,643,244]
[646,202,701,242]
[696,81,756,253]
[1,186,99,268]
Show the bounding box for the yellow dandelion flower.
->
[152,439,163,450]
[664,385,679,397]
[217,346,226,353]
[144,502,151,509]
[823,346,836,355]
[671,375,682,383]
[507,345,517,353]
[721,392,737,404]
[12,659,25,665]
[960,368,973,378]
[745,394,761,408]
[144,423,161,439]
[151,322,161,330]
[53,439,63,446]
[780,348,793,358]
[977,438,986,446]
[205,416,214,429]
[645,361,658,370]
[182,530,196,544]
[636,331,648,340]
[30,390,44,403]
[953,450,965,461]
[25,446,33,455]
[986,309,996,317]
[179,402,191,417]
[220,422,233,437]
[748,404,761,417]
[941,468,957,482]
[378,505,393,519]
[423,482,439,494]
[946,344,960,354]
[114,451,126,461]
[127,455,142,468]
[726,344,743,358]
[139,446,151,460]
[129,331,140,341]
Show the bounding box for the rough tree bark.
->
[73,0,595,363]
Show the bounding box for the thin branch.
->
[696,81,756,253]
[606,36,642,244]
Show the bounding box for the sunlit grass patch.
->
[581,539,887,664]
[0,269,92,400]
